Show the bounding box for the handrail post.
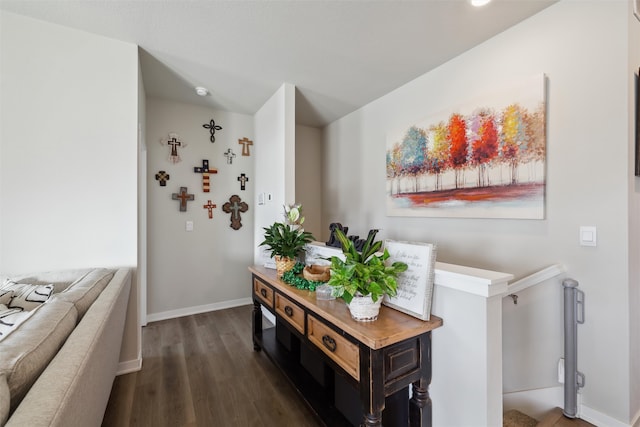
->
[562,278,585,418]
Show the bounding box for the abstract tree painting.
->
[386,74,547,219]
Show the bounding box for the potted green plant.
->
[327,228,407,321]
[259,204,315,277]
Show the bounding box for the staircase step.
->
[504,409,538,427]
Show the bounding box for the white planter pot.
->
[347,294,383,322]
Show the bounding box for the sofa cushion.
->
[0,289,12,306]
[51,268,115,319]
[0,299,77,414]
[3,268,102,294]
[1,283,54,311]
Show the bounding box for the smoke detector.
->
[195,86,209,97]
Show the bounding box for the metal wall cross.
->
[203,119,222,143]
[224,149,236,164]
[172,187,195,212]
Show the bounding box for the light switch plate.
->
[186,220,194,232]
[579,226,596,247]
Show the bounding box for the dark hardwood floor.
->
[102,305,322,427]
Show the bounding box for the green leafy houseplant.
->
[327,229,408,304]
[259,222,315,260]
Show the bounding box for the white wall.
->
[323,1,634,424]
[295,125,323,240]
[0,11,141,368]
[0,11,138,273]
[628,0,640,424]
[253,83,296,265]
[146,98,254,320]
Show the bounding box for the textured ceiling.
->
[0,0,556,127]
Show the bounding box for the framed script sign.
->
[383,240,437,320]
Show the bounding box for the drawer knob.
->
[284,306,294,317]
[322,335,337,352]
[260,288,267,298]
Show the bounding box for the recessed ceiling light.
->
[470,0,491,6]
[195,86,209,96]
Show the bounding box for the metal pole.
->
[562,278,585,418]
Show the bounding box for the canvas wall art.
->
[386,74,547,219]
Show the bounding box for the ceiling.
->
[0,0,556,127]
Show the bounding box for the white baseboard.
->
[581,405,631,427]
[503,387,632,427]
[117,356,142,375]
[146,297,253,323]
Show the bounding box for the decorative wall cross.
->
[172,187,195,212]
[237,173,249,191]
[155,170,170,187]
[193,159,218,192]
[238,137,253,156]
[224,149,236,164]
[222,195,248,230]
[161,133,187,164]
[203,200,217,219]
[203,119,222,143]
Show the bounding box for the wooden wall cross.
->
[155,170,170,186]
[222,195,248,230]
[238,137,253,156]
[172,187,195,212]
[203,200,216,219]
[193,159,218,192]
[224,149,236,164]
[237,173,249,191]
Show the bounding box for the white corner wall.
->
[295,125,323,240]
[323,1,634,424]
[253,83,296,265]
[145,98,254,320]
[0,11,138,273]
[628,0,640,424]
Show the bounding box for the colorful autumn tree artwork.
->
[385,74,546,219]
[448,113,468,189]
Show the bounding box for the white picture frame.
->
[383,240,437,321]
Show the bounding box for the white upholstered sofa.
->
[0,267,131,427]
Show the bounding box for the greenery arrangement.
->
[281,262,324,291]
[259,204,315,260]
[327,229,408,304]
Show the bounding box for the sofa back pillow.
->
[1,283,54,311]
[0,306,36,342]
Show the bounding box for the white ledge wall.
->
[430,263,513,427]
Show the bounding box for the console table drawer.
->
[275,293,305,334]
[307,315,359,381]
[253,278,273,308]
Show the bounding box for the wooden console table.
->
[249,265,443,427]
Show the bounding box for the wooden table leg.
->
[252,300,262,351]
[409,332,432,427]
[362,411,383,427]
